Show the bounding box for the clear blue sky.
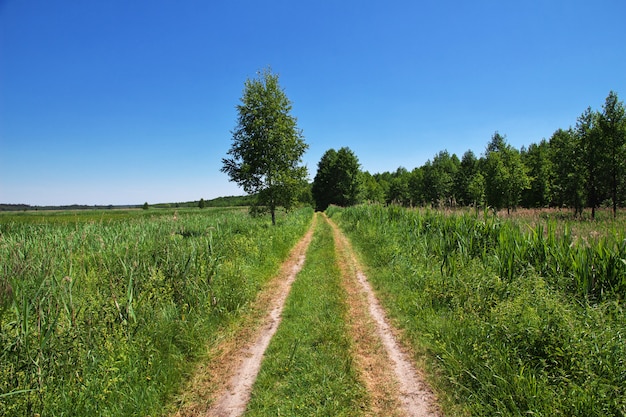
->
[1,0,625,206]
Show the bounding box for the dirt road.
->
[175,213,441,416]
[327,214,441,417]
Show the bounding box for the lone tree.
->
[222,68,308,225]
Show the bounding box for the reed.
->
[329,204,626,416]
[0,207,313,416]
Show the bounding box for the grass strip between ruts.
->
[244,214,367,416]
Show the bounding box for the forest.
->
[324,91,625,218]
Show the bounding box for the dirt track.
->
[328,214,441,417]
[176,213,441,416]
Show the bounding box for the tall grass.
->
[0,207,313,416]
[328,204,626,416]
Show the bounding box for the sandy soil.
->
[175,213,442,416]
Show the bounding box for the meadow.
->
[0,207,313,416]
[328,205,626,416]
[3,204,625,416]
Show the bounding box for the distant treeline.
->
[0,195,256,212]
[358,91,626,218]
[149,194,256,209]
[0,204,136,212]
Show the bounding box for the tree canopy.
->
[221,69,308,224]
[484,132,530,213]
[355,91,625,216]
[221,86,624,217]
[311,147,362,211]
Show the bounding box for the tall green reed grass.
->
[328,204,626,416]
[0,207,312,416]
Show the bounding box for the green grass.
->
[0,207,313,416]
[0,206,247,225]
[245,215,366,416]
[328,204,626,416]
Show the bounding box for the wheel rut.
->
[204,215,316,417]
[326,214,442,417]
[174,212,441,416]
[173,215,316,417]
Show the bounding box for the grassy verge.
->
[245,214,366,416]
[0,207,312,416]
[328,204,626,416]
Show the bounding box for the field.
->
[0,207,312,416]
[2,205,625,416]
[328,205,626,416]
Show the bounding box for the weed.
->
[329,204,626,416]
[0,207,313,416]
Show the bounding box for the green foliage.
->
[329,204,626,416]
[384,167,412,206]
[467,171,486,210]
[577,107,604,219]
[347,91,625,214]
[598,91,626,217]
[311,147,362,211]
[484,132,530,213]
[549,128,585,214]
[361,171,387,204]
[246,217,365,416]
[521,140,552,208]
[0,207,313,416]
[222,68,309,225]
[422,150,460,207]
[455,150,479,206]
[201,194,257,208]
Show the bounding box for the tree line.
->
[314,91,625,218]
[222,69,624,222]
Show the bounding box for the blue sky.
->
[1,1,625,205]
